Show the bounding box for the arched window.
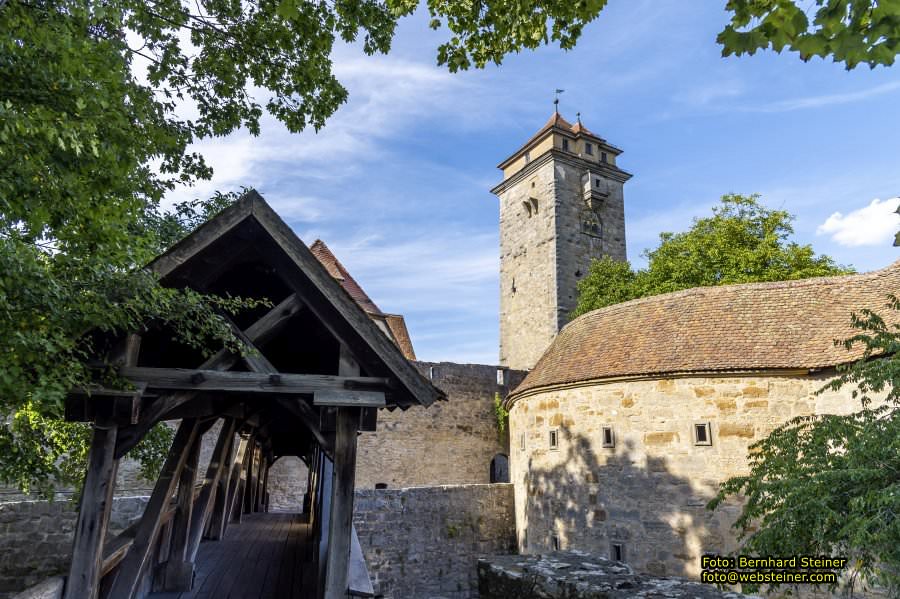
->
[490,454,510,483]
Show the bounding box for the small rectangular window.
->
[611,542,625,562]
[497,368,505,386]
[429,366,436,381]
[520,432,526,451]
[524,151,531,163]
[551,535,560,551]
[601,426,615,448]
[601,151,608,163]
[585,142,593,155]
[549,429,559,450]
[694,422,712,446]
[562,138,569,151]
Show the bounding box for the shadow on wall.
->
[524,428,740,578]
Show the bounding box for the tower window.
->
[601,426,615,448]
[549,429,559,449]
[694,422,712,446]
[585,142,593,155]
[524,151,531,163]
[601,151,608,163]
[595,178,601,188]
[611,542,625,562]
[562,138,569,151]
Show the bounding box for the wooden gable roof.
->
[148,190,444,409]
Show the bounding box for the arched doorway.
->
[490,454,510,483]
[267,456,309,512]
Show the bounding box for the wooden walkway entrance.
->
[151,513,312,599]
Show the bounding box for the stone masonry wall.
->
[498,157,560,370]
[267,456,308,512]
[0,496,148,598]
[355,361,525,490]
[508,373,870,581]
[354,483,516,599]
[553,159,627,329]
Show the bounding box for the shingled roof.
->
[310,239,417,360]
[512,261,900,397]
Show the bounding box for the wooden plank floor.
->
[150,513,312,599]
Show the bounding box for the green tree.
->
[572,194,852,318]
[720,0,900,69]
[0,0,669,496]
[709,297,900,594]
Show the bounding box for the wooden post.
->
[106,419,200,599]
[191,419,235,551]
[162,431,202,591]
[206,428,239,540]
[243,442,256,515]
[231,433,254,523]
[322,407,360,599]
[261,459,270,512]
[63,417,118,599]
[323,345,361,599]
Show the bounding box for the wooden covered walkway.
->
[60,192,445,599]
[151,513,311,599]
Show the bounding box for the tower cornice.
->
[491,149,632,196]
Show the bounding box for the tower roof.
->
[496,111,615,172]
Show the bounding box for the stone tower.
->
[491,112,631,370]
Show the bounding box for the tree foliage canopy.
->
[709,297,900,594]
[573,194,852,318]
[0,0,894,495]
[721,0,900,69]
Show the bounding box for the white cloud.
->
[749,80,900,113]
[816,197,900,247]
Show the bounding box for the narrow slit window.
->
[694,422,712,446]
[611,543,625,562]
[549,429,559,450]
[551,535,560,551]
[520,432,526,451]
[601,426,615,448]
[562,138,569,151]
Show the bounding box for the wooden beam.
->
[230,433,255,524]
[119,367,390,395]
[323,346,362,599]
[313,390,385,408]
[162,430,202,591]
[206,428,243,541]
[112,294,302,458]
[106,419,200,599]
[189,418,235,556]
[249,194,445,407]
[63,420,118,599]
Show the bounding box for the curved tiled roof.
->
[512,261,900,397]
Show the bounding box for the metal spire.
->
[554,89,565,113]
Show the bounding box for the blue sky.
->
[169,0,900,365]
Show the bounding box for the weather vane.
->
[554,89,565,113]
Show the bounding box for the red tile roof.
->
[310,239,383,315]
[384,314,416,360]
[512,261,900,396]
[310,239,417,360]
